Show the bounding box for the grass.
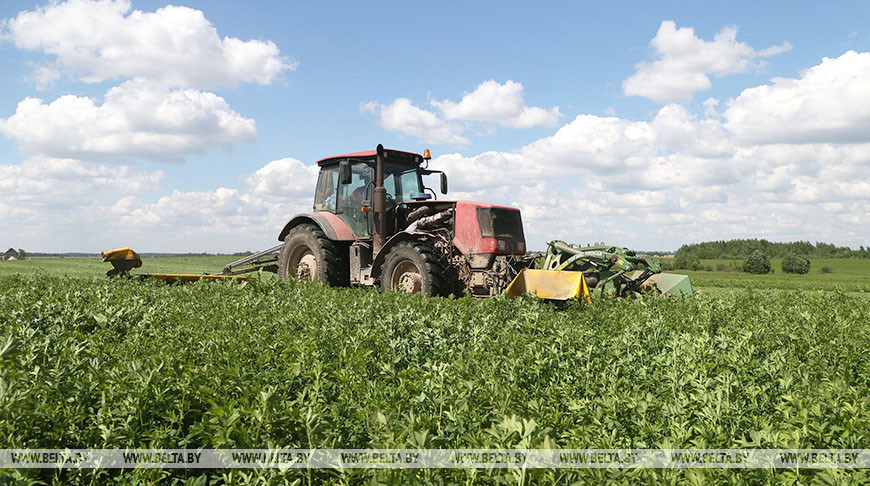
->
[666,258,870,296]
[0,256,240,279]
[1,272,869,484]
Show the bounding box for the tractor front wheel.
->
[278,224,347,286]
[380,241,447,297]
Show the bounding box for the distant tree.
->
[743,250,771,274]
[781,253,810,274]
[673,247,701,270]
[17,249,26,259]
[675,239,860,259]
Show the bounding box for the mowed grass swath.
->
[2,274,869,484]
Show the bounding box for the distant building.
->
[4,248,17,260]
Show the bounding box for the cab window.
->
[337,161,373,237]
[384,163,422,205]
[313,165,338,212]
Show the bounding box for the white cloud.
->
[0,80,256,162]
[432,107,734,195]
[623,21,791,104]
[702,98,719,118]
[26,64,61,91]
[649,104,733,158]
[724,50,870,144]
[363,79,559,145]
[361,98,469,146]
[0,156,161,202]
[0,156,162,234]
[434,151,541,191]
[520,114,658,172]
[0,156,312,253]
[2,0,293,89]
[108,187,313,252]
[431,80,561,128]
[428,70,870,249]
[246,157,320,199]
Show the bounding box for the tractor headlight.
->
[517,241,525,252]
[497,240,506,251]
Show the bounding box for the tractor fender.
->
[278,212,355,242]
[370,231,421,279]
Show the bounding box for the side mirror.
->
[339,161,351,185]
[440,173,448,194]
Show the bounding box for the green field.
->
[0,255,240,279]
[677,258,870,296]
[3,256,869,295]
[1,259,869,484]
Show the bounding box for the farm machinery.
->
[103,145,691,300]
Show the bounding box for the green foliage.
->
[673,248,701,270]
[16,249,26,259]
[675,239,868,259]
[658,258,675,271]
[782,253,811,274]
[821,266,835,274]
[743,250,771,274]
[1,274,869,484]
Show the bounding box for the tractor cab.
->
[313,149,446,238]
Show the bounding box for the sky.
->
[1,0,868,253]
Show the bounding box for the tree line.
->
[674,239,869,260]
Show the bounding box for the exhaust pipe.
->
[373,144,387,254]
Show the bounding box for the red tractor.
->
[102,144,688,299]
[276,145,531,297]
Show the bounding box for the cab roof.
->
[316,148,423,166]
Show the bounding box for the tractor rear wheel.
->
[380,241,448,297]
[278,224,347,286]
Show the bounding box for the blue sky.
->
[1,1,869,252]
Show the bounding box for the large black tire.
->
[278,224,348,286]
[380,241,448,297]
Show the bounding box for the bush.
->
[715,263,727,272]
[743,250,771,274]
[821,266,834,274]
[673,249,701,270]
[782,253,811,274]
[704,265,714,272]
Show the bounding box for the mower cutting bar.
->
[102,247,249,284]
[137,273,247,284]
[221,244,282,275]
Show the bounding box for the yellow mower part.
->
[101,247,142,266]
[101,247,142,278]
[506,269,590,302]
